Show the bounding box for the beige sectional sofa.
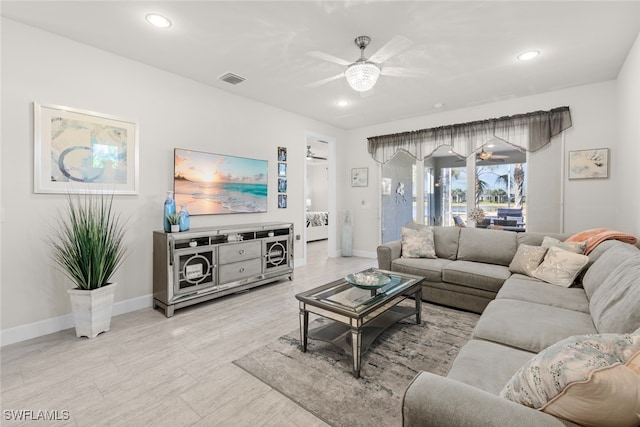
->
[376,225,640,426]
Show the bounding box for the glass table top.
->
[297,268,422,314]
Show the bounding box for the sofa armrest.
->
[403,372,576,427]
[377,240,402,270]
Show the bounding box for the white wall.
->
[306,161,328,212]
[0,19,344,341]
[343,80,630,254]
[616,33,640,236]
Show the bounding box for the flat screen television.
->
[174,148,268,215]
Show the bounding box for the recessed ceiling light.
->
[336,100,350,107]
[517,50,539,61]
[433,103,445,109]
[146,13,172,28]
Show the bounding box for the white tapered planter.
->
[67,283,117,338]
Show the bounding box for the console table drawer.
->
[218,241,262,264]
[219,258,262,284]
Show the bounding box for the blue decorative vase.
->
[179,204,190,232]
[163,191,176,232]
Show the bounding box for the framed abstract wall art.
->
[351,167,368,187]
[34,103,139,194]
[568,148,609,179]
[174,148,268,215]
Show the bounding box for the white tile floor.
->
[1,241,376,426]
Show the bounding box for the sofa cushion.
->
[457,227,517,266]
[516,231,570,247]
[590,254,640,333]
[531,247,589,287]
[391,257,453,283]
[508,244,547,276]
[446,339,535,395]
[442,260,511,293]
[541,236,586,254]
[401,226,436,259]
[472,299,597,353]
[496,278,590,313]
[582,241,640,300]
[403,223,460,260]
[500,334,640,427]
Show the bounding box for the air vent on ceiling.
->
[219,72,246,85]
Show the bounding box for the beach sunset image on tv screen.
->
[174,148,268,215]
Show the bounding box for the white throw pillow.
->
[532,246,589,287]
[400,227,436,259]
[500,334,640,427]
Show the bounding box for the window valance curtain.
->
[367,106,572,164]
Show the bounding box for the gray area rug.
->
[233,302,479,427]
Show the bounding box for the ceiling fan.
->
[306,145,327,160]
[476,148,509,162]
[306,35,428,92]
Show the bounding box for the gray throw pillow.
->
[401,227,436,259]
[509,244,548,276]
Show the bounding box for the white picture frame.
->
[568,148,609,180]
[34,103,139,194]
[351,167,368,187]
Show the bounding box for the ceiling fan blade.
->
[491,154,509,159]
[380,67,429,78]
[368,35,413,64]
[307,51,352,66]
[305,73,344,88]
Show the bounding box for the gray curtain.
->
[367,106,572,164]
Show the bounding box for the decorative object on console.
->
[174,148,268,215]
[166,213,181,233]
[178,204,190,232]
[34,103,139,195]
[501,333,640,427]
[569,148,609,179]
[163,190,176,232]
[49,192,128,338]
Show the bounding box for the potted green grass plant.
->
[49,193,128,338]
[166,212,181,233]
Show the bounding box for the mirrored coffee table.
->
[295,268,423,378]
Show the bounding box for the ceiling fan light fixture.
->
[345,61,380,92]
[478,150,492,160]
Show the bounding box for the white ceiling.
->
[2,1,639,130]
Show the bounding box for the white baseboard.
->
[339,249,377,259]
[0,294,153,347]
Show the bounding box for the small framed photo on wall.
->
[278,147,287,161]
[278,162,287,177]
[351,167,368,187]
[568,148,609,179]
[278,194,287,208]
[278,178,287,193]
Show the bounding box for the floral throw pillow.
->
[401,227,436,259]
[532,246,589,287]
[500,334,640,427]
[508,244,548,277]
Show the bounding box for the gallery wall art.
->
[568,148,609,179]
[34,103,138,194]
